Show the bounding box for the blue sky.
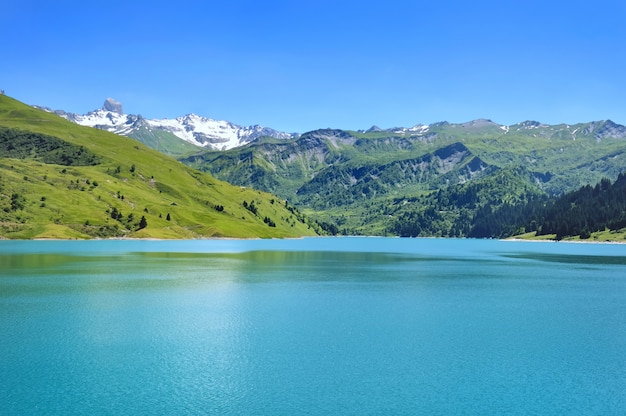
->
[2,0,625,132]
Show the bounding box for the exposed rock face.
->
[581,120,626,142]
[102,98,123,114]
[594,120,626,141]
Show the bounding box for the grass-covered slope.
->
[191,120,626,197]
[183,121,626,236]
[127,125,201,157]
[0,95,319,239]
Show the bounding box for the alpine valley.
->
[3,94,626,241]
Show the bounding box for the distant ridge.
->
[38,98,298,151]
[34,98,626,152]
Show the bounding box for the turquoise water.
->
[1,237,625,415]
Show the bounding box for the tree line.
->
[388,170,626,240]
[473,174,626,240]
[0,126,101,166]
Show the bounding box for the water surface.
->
[1,238,625,415]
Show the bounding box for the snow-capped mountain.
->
[146,113,295,149]
[49,98,297,151]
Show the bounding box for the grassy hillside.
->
[0,95,319,239]
[183,121,626,235]
[128,126,201,157]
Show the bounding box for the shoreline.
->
[504,237,626,245]
[7,235,622,245]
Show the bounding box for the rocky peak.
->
[102,98,123,114]
[459,119,498,128]
[366,125,382,133]
[594,120,626,141]
[580,120,626,141]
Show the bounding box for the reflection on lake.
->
[1,238,625,415]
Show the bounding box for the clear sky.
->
[2,0,625,132]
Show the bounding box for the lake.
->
[1,237,625,415]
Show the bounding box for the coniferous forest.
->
[467,174,626,240]
[522,174,626,240]
[387,172,626,240]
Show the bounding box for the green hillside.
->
[127,125,201,157]
[0,95,320,239]
[182,121,626,236]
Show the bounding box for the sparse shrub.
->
[110,207,123,221]
[243,200,258,215]
[10,193,25,211]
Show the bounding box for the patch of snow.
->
[409,124,430,133]
[393,124,430,135]
[62,104,295,151]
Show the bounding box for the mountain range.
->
[40,98,626,157]
[36,98,297,155]
[180,119,626,235]
[16,94,626,240]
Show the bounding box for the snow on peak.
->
[410,124,430,133]
[392,124,430,134]
[59,101,296,150]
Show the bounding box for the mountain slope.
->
[0,95,319,239]
[467,174,626,241]
[295,142,492,209]
[182,120,626,235]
